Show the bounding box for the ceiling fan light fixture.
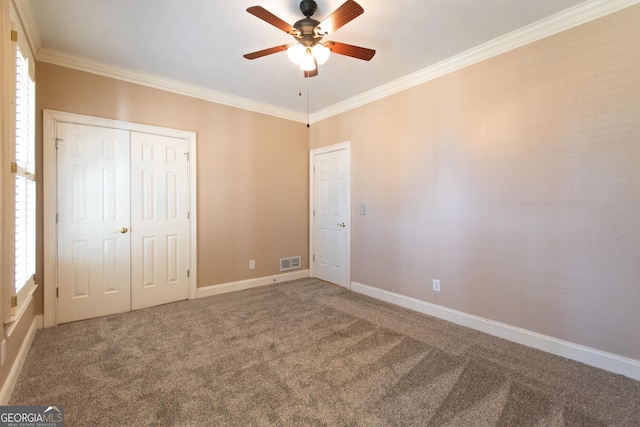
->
[312,43,330,65]
[300,50,317,71]
[287,43,306,64]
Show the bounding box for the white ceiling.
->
[27,0,597,116]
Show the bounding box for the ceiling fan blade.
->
[317,0,364,35]
[243,44,289,60]
[247,6,298,35]
[325,41,375,61]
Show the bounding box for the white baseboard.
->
[351,281,640,381]
[197,270,310,299]
[0,314,43,404]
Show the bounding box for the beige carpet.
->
[10,278,640,426]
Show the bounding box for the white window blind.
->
[14,45,36,294]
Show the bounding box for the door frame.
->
[43,110,198,327]
[309,141,351,289]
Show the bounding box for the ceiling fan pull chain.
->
[307,77,311,128]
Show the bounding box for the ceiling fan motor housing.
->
[295,0,322,47]
[294,17,321,46]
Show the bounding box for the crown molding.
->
[36,48,307,123]
[11,0,41,55]
[310,0,640,123]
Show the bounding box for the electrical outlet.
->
[249,260,256,270]
[1,339,6,365]
[433,279,441,292]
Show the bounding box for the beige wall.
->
[35,62,310,304]
[311,6,640,360]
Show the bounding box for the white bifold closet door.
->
[57,123,190,323]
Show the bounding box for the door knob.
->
[115,227,128,234]
[338,223,346,228]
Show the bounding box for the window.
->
[5,19,37,328]
[14,44,36,297]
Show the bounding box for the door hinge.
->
[313,255,315,261]
[56,213,59,223]
[187,211,190,219]
[11,30,17,42]
[10,162,17,173]
[313,210,315,217]
[56,288,59,298]
[187,269,190,278]
[10,295,17,308]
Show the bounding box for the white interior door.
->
[57,123,131,323]
[312,146,350,287]
[130,132,190,309]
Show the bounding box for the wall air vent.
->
[280,256,301,271]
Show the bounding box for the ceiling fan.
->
[243,0,376,77]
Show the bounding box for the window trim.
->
[4,8,37,334]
